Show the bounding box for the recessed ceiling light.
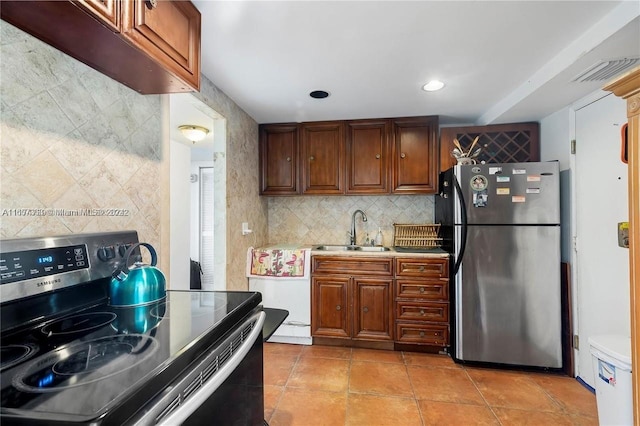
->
[422,80,445,91]
[310,90,330,99]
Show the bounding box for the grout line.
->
[402,351,426,426]
[462,368,504,426]
[264,343,303,422]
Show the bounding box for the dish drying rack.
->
[393,224,442,249]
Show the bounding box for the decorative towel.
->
[246,246,310,279]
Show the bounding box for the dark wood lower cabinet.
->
[311,255,450,352]
[311,257,394,348]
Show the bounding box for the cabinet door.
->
[122,0,201,91]
[392,116,439,194]
[352,278,394,341]
[346,120,390,194]
[75,0,120,31]
[259,124,299,195]
[301,122,344,194]
[312,276,350,338]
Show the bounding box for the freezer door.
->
[455,224,562,368]
[456,162,560,225]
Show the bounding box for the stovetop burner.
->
[41,313,117,338]
[0,344,38,371]
[12,334,158,393]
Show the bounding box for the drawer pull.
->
[419,266,425,272]
[375,154,381,159]
[363,306,369,313]
[420,309,425,315]
[419,331,425,337]
[419,287,425,293]
[336,305,341,311]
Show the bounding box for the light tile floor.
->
[263,343,598,426]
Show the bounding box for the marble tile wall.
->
[0,21,162,251]
[268,195,435,246]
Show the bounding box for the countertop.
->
[310,246,449,258]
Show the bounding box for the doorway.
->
[169,93,227,291]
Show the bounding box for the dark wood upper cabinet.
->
[76,0,120,30]
[346,119,390,194]
[439,122,540,171]
[391,116,439,194]
[122,0,201,92]
[259,115,439,196]
[259,124,299,195]
[1,0,201,94]
[301,122,345,195]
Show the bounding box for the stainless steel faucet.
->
[349,210,367,245]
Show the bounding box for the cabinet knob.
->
[336,305,341,311]
[420,309,425,315]
[419,331,425,337]
[363,306,369,313]
[419,266,425,272]
[443,181,449,187]
[146,0,158,8]
[375,154,381,159]
[400,153,406,159]
[286,157,291,162]
[309,156,315,161]
[419,287,425,293]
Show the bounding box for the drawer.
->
[396,301,449,322]
[312,256,393,276]
[395,258,448,278]
[395,322,449,346]
[396,279,448,300]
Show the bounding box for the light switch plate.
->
[618,222,629,248]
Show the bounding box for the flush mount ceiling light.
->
[309,90,330,99]
[178,125,210,143]
[422,80,445,92]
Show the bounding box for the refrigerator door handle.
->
[453,174,467,276]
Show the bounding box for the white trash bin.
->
[589,335,632,426]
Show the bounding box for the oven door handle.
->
[133,310,265,426]
[159,310,265,426]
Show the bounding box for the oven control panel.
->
[0,244,89,285]
[0,231,139,304]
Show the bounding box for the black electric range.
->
[0,231,264,425]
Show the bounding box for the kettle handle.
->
[112,242,158,279]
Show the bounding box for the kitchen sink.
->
[355,246,390,252]
[313,245,390,252]
[313,245,357,251]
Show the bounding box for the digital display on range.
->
[38,256,54,264]
[0,245,88,285]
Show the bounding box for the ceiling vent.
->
[572,57,640,83]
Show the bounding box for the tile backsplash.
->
[268,195,435,246]
[0,21,162,249]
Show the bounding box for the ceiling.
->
[192,1,640,126]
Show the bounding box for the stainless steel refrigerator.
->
[435,161,561,368]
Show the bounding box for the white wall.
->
[169,140,192,290]
[540,107,571,170]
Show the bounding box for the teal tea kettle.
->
[110,242,166,307]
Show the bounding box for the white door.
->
[574,93,629,387]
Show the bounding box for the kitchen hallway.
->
[263,343,597,425]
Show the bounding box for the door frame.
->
[604,66,640,424]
